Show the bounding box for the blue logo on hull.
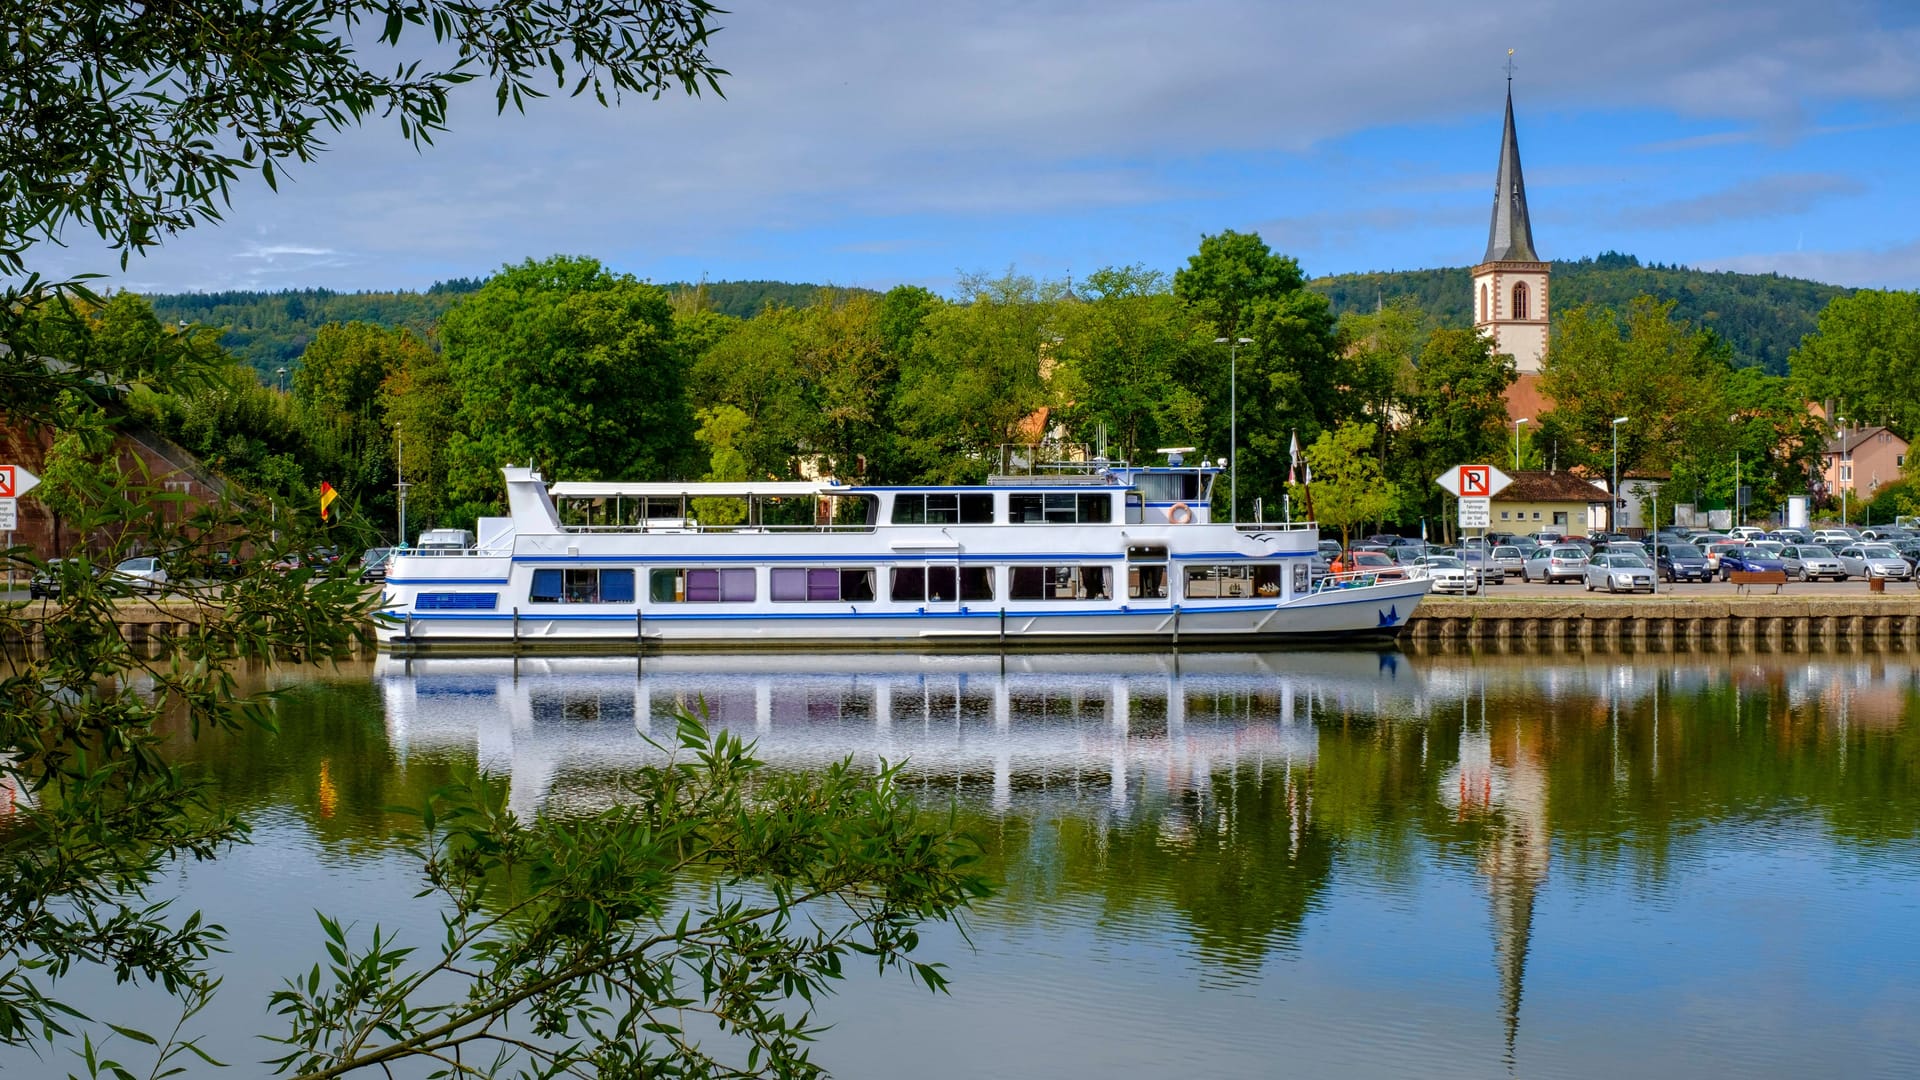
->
[1377,605,1400,628]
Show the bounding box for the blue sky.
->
[48,0,1920,295]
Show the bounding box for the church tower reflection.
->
[1444,684,1552,1064]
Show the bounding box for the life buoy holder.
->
[1168,503,1194,524]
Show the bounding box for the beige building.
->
[1821,425,1907,503]
[1490,470,1609,537]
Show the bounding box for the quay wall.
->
[1401,595,1920,649]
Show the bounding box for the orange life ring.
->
[1168,502,1194,524]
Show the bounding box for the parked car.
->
[1522,545,1589,584]
[1729,526,1769,541]
[1704,542,1747,574]
[113,556,168,594]
[1585,552,1655,593]
[1452,546,1505,585]
[1414,555,1480,594]
[1891,540,1920,572]
[358,547,395,583]
[1331,550,1402,578]
[1489,544,1526,579]
[1836,544,1914,581]
[1779,544,1847,582]
[1768,529,1811,545]
[1656,543,1713,583]
[1861,526,1914,542]
[29,558,71,599]
[1691,533,1732,548]
[1602,540,1648,558]
[1718,546,1787,579]
[1813,528,1861,546]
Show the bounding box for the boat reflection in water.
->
[354,648,1920,1077]
[376,650,1429,819]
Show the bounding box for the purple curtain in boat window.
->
[807,567,839,600]
[770,568,807,601]
[720,568,755,602]
[685,569,720,602]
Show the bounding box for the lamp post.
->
[1512,417,1530,471]
[1838,416,1850,526]
[1611,417,1629,532]
[1215,336,1253,523]
[276,366,288,392]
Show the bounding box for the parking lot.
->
[1467,576,1917,599]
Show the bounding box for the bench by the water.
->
[1730,570,1787,595]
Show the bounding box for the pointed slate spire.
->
[1483,89,1539,264]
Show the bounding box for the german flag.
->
[319,481,339,522]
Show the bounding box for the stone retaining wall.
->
[1401,596,1920,648]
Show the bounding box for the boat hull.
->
[375,576,1430,654]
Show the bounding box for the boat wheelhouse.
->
[375,457,1430,652]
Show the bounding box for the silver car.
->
[1780,544,1847,581]
[1584,552,1655,593]
[1836,544,1913,580]
[113,556,168,594]
[1489,544,1525,578]
[1523,545,1588,584]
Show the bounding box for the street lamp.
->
[1611,416,1630,532]
[1215,336,1254,524]
[1837,415,1849,526]
[276,366,288,392]
[1512,417,1530,471]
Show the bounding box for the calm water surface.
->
[16,648,1920,1078]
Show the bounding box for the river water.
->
[13,648,1920,1078]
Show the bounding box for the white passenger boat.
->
[374,455,1431,653]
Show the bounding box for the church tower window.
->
[1481,284,1489,321]
[1512,281,1529,320]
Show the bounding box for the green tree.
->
[1537,297,1731,480]
[1290,422,1401,549]
[1174,231,1343,518]
[1789,289,1920,440]
[894,274,1054,482]
[1049,266,1209,461]
[1395,328,1517,529]
[441,256,691,511]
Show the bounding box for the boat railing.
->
[1233,521,1318,533]
[1310,565,1426,593]
[557,523,879,535]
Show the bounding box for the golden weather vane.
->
[1505,48,1517,87]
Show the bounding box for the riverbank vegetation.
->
[79,240,1892,540]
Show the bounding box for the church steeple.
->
[1483,89,1538,264]
[1472,71,1549,381]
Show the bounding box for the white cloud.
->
[1699,238,1920,289]
[26,0,1920,291]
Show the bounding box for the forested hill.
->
[1311,252,1851,374]
[145,279,865,375]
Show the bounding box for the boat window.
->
[1134,473,1201,503]
[648,568,755,603]
[529,568,636,604]
[770,567,877,602]
[1183,564,1281,599]
[892,493,994,525]
[1010,565,1112,601]
[1127,564,1167,600]
[1007,492,1113,524]
[890,565,993,602]
[416,592,499,611]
